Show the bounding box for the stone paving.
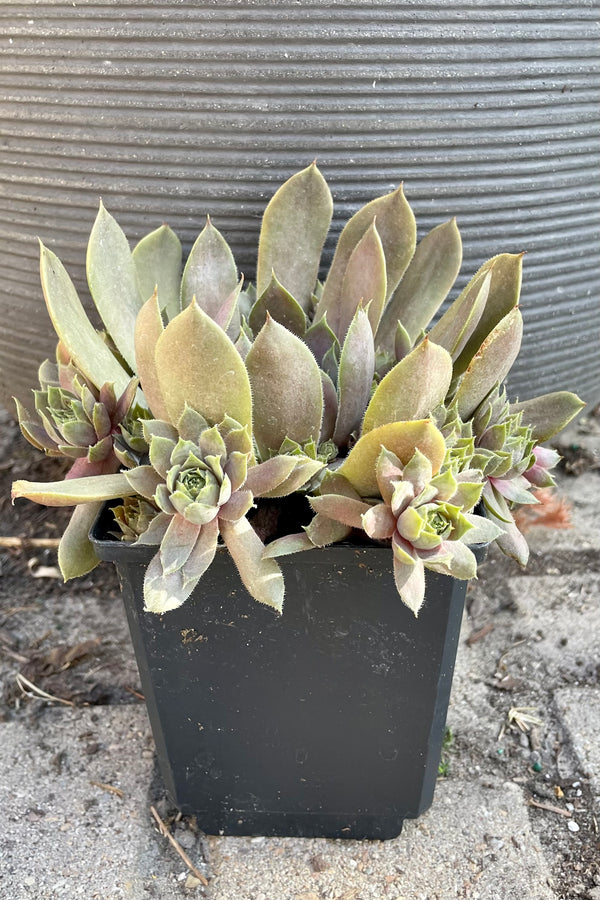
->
[0,412,599,900]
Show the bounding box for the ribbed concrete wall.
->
[1,1,599,410]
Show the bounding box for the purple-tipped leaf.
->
[181,217,239,321]
[329,220,387,342]
[332,307,375,447]
[316,185,416,322]
[376,218,463,351]
[156,300,252,429]
[249,272,307,337]
[455,308,523,419]
[245,317,323,459]
[257,163,333,313]
[427,269,491,362]
[453,253,523,376]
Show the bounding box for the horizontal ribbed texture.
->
[0,0,599,409]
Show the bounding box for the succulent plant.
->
[12,164,585,616]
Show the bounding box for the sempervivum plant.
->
[12,164,584,615]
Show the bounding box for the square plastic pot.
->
[90,507,472,840]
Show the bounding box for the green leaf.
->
[245,317,323,459]
[155,300,253,429]
[12,473,136,506]
[260,457,324,498]
[57,503,102,580]
[455,308,523,419]
[510,391,585,442]
[244,455,299,496]
[362,338,453,432]
[316,184,416,322]
[376,218,463,351]
[39,242,131,395]
[86,201,144,372]
[132,224,182,321]
[248,272,307,337]
[339,420,447,497]
[333,308,375,447]
[257,163,333,312]
[328,220,387,342]
[181,217,239,321]
[134,288,170,420]
[453,253,523,376]
[427,269,491,361]
[220,517,284,613]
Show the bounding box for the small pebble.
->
[567,820,580,833]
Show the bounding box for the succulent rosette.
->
[122,405,323,614]
[266,420,502,614]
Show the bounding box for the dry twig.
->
[528,798,572,818]
[15,673,74,706]
[90,781,125,799]
[0,536,60,549]
[124,686,145,701]
[150,805,209,886]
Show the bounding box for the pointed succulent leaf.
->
[234,323,253,360]
[260,457,324,498]
[245,317,323,459]
[160,514,201,576]
[317,185,416,321]
[361,503,396,540]
[321,342,340,387]
[333,307,375,447]
[428,269,491,361]
[330,220,387,341]
[181,217,239,321]
[462,512,504,544]
[86,201,144,371]
[262,532,316,558]
[57,503,102,580]
[219,517,285,613]
[213,275,244,333]
[244,455,299,496]
[125,464,165,500]
[362,338,453,432]
[39,242,131,395]
[510,392,585,442]
[453,253,523,375]
[394,321,413,362]
[257,163,333,312]
[377,218,462,351]
[155,300,252,428]
[12,473,135,507]
[309,494,373,528]
[455,308,523,419]
[304,314,338,366]
[218,490,255,522]
[319,370,338,443]
[132,224,182,321]
[134,288,171,420]
[249,272,307,336]
[422,540,478,579]
[143,551,188,613]
[392,540,426,616]
[339,420,446,497]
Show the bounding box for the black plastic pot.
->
[90,509,471,840]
